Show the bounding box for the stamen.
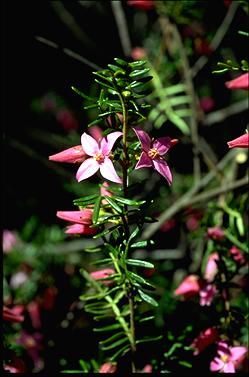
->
[94,152,105,163]
[148,148,159,159]
[221,354,229,363]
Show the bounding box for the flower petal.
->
[65,224,97,235]
[153,137,172,155]
[210,358,224,372]
[133,128,151,152]
[76,158,99,182]
[230,346,247,362]
[100,131,122,155]
[225,73,249,90]
[227,133,249,149]
[135,151,152,169]
[223,362,235,373]
[152,159,172,184]
[81,133,99,156]
[56,209,93,224]
[99,157,122,184]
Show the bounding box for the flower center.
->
[221,354,229,363]
[94,152,105,163]
[148,148,159,159]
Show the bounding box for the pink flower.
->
[142,364,153,373]
[65,223,97,235]
[99,362,117,373]
[76,132,122,184]
[90,268,115,286]
[89,125,103,141]
[56,209,93,225]
[199,284,217,306]
[2,229,19,253]
[27,301,41,329]
[10,271,29,289]
[131,47,148,60]
[16,331,44,372]
[229,246,246,265]
[127,0,155,10]
[191,327,218,355]
[204,252,219,282]
[227,133,249,149]
[207,227,225,241]
[133,128,175,184]
[225,73,249,90]
[210,341,247,373]
[3,305,25,323]
[174,275,202,299]
[199,96,215,112]
[49,145,86,163]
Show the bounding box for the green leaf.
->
[84,246,102,253]
[138,289,158,307]
[79,359,90,372]
[104,197,123,214]
[73,194,99,205]
[129,60,147,68]
[100,336,128,350]
[131,240,149,248]
[179,361,192,368]
[71,86,96,101]
[99,331,124,345]
[236,216,244,236]
[129,272,155,289]
[164,342,182,357]
[93,225,120,239]
[93,196,102,224]
[94,79,114,90]
[139,316,155,323]
[91,258,113,266]
[93,323,122,332]
[136,335,162,344]
[127,259,154,268]
[109,344,130,361]
[114,57,128,66]
[113,196,146,206]
[129,68,150,78]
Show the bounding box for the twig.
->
[190,1,239,78]
[111,1,132,57]
[203,98,249,126]
[141,149,238,240]
[35,36,102,70]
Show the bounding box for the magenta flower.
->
[133,128,175,184]
[199,284,217,306]
[210,341,247,373]
[174,275,202,299]
[207,226,225,241]
[227,133,249,149]
[204,252,219,282]
[76,132,122,183]
[229,246,246,265]
[225,72,249,90]
[191,327,218,355]
[49,145,86,163]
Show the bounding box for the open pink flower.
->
[210,341,247,373]
[225,73,249,90]
[133,128,176,184]
[227,133,249,149]
[49,145,86,163]
[174,275,202,299]
[76,132,122,183]
[191,327,218,355]
[199,284,217,306]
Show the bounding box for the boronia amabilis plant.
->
[49,58,175,372]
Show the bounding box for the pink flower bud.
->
[131,47,147,60]
[99,362,117,373]
[3,305,25,323]
[199,96,215,112]
[174,275,202,299]
[49,145,86,163]
[225,73,249,90]
[27,301,41,329]
[56,209,93,225]
[227,133,249,149]
[229,246,246,265]
[191,327,219,355]
[142,364,153,373]
[90,268,115,286]
[89,125,103,141]
[207,227,225,241]
[65,223,97,235]
[204,252,219,282]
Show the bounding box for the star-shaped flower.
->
[210,341,247,373]
[133,128,175,184]
[76,132,122,184]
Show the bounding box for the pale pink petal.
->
[65,224,97,235]
[230,346,247,362]
[76,158,100,182]
[210,357,224,372]
[135,151,152,169]
[152,159,172,184]
[81,133,99,156]
[100,131,122,155]
[56,209,93,224]
[227,133,249,149]
[99,157,122,184]
[153,137,172,155]
[133,128,151,152]
[223,361,235,373]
